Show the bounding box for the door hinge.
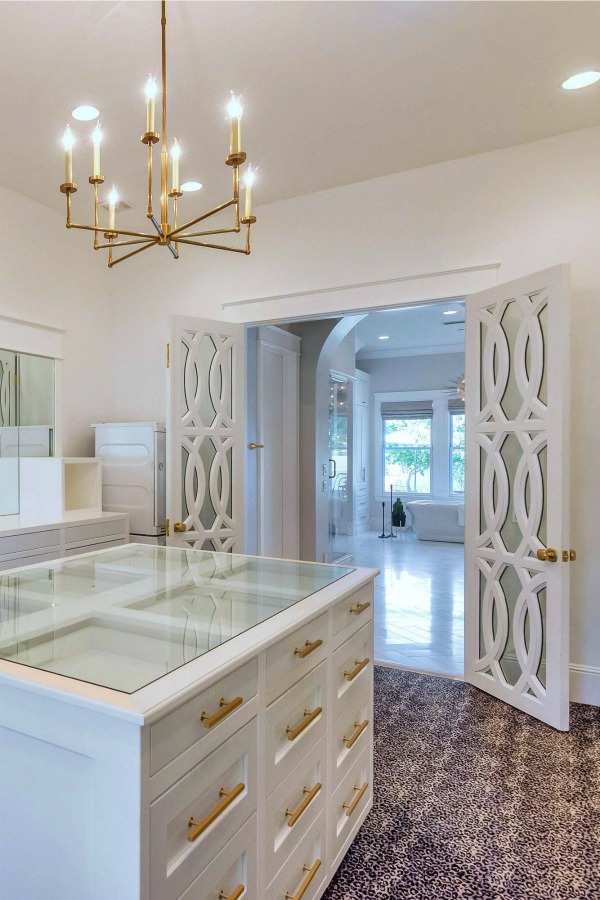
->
[166,343,170,368]
[165,518,170,537]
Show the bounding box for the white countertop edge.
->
[0,510,129,538]
[0,564,378,725]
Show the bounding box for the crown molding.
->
[357,343,464,360]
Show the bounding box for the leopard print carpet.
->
[324,666,600,900]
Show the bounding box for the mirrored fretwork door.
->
[464,265,571,730]
[167,316,245,553]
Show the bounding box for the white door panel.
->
[464,265,571,730]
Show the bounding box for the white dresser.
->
[0,544,377,900]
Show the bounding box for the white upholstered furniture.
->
[407,500,465,543]
[0,544,376,900]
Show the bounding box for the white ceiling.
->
[2,1,600,219]
[354,301,465,357]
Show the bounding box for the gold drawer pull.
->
[188,783,245,842]
[201,696,243,729]
[344,658,370,681]
[219,887,244,900]
[285,782,322,827]
[286,707,322,742]
[343,719,369,750]
[349,600,370,616]
[343,782,368,818]
[294,638,323,659]
[285,859,322,900]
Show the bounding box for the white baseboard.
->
[569,664,600,706]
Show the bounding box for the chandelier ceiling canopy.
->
[59,0,257,268]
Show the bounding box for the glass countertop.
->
[0,544,354,693]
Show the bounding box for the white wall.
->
[358,351,464,394]
[109,125,600,701]
[0,185,116,457]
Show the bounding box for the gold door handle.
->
[201,696,243,729]
[285,782,322,827]
[344,658,370,682]
[294,638,323,659]
[285,859,322,900]
[248,442,264,450]
[188,783,245,842]
[173,522,187,533]
[286,707,322,742]
[342,782,369,818]
[537,548,558,562]
[343,719,369,749]
[219,887,244,900]
[349,600,371,616]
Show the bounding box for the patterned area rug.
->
[324,667,600,900]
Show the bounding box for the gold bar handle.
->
[344,658,370,682]
[188,783,245,842]
[294,638,323,659]
[286,707,322,742]
[343,719,369,750]
[285,782,322,827]
[219,886,244,900]
[349,601,371,616]
[285,859,322,900]
[201,696,244,729]
[342,782,368,818]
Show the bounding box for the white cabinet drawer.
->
[0,549,60,571]
[151,658,258,776]
[64,537,126,557]
[266,811,326,900]
[330,746,372,868]
[265,662,327,794]
[332,623,372,715]
[180,813,258,900]
[332,683,372,789]
[266,613,328,705]
[265,736,327,884]
[331,587,373,641]
[64,518,127,547]
[0,528,60,557]
[150,718,257,900]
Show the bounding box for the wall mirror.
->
[0,349,55,516]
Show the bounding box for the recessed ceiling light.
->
[378,335,390,340]
[181,181,203,192]
[443,310,458,316]
[71,105,100,121]
[561,71,600,91]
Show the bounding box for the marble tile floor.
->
[339,530,465,679]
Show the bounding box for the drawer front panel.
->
[0,549,60,571]
[150,719,257,900]
[266,662,327,794]
[266,613,328,705]
[332,623,372,715]
[265,736,327,884]
[332,684,372,789]
[151,658,258,775]
[330,746,372,867]
[180,813,258,900]
[331,586,373,641]
[266,811,326,900]
[64,538,126,557]
[0,529,60,556]
[64,519,127,545]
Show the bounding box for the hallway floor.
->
[341,530,464,678]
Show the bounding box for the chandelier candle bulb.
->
[171,138,180,191]
[244,165,255,219]
[146,75,157,133]
[228,94,243,155]
[92,122,102,178]
[63,125,74,183]
[108,184,118,232]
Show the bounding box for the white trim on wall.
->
[358,344,464,361]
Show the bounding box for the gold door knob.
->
[173,522,187,533]
[537,548,558,562]
[248,442,264,450]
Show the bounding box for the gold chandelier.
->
[59,0,257,268]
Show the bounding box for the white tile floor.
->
[341,530,465,679]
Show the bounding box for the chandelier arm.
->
[175,237,249,254]
[149,215,165,237]
[233,166,240,231]
[67,223,158,240]
[108,239,160,268]
[95,237,158,250]
[170,198,236,237]
[177,227,241,239]
[147,142,154,219]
